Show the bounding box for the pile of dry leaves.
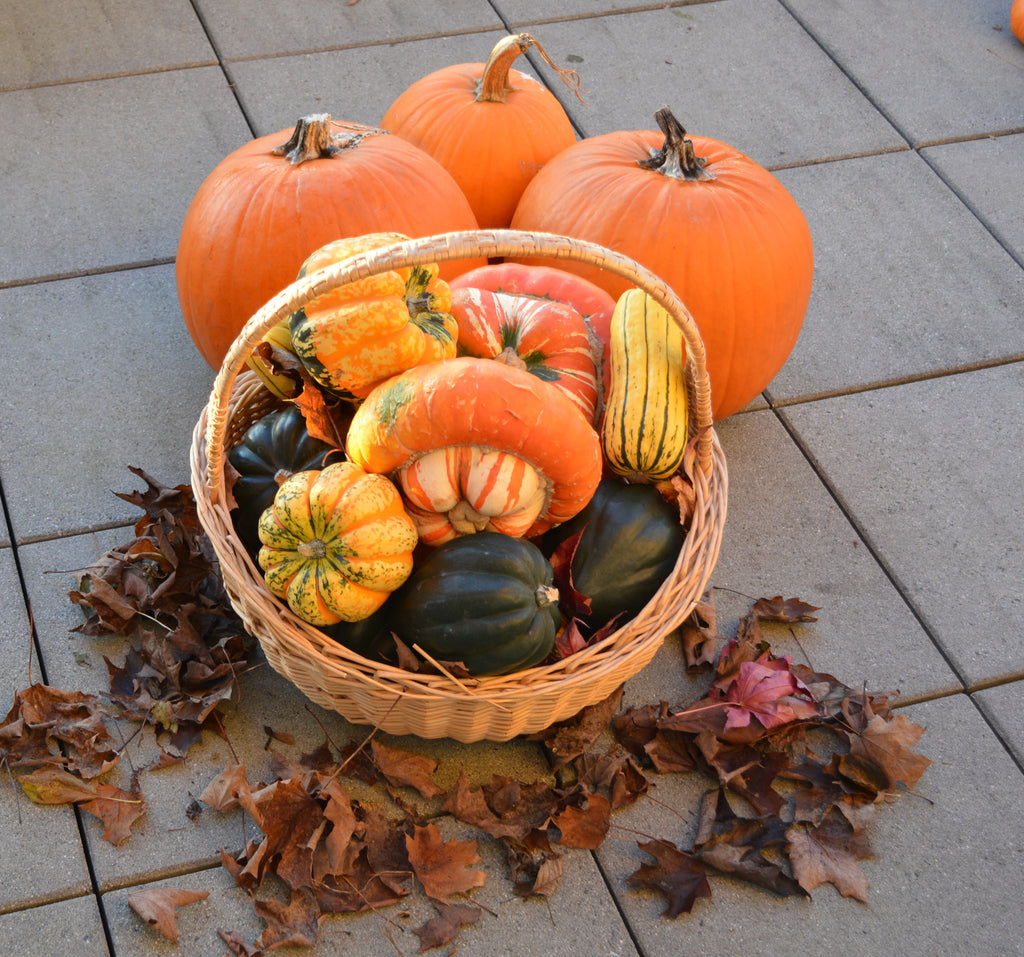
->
[0,470,931,954]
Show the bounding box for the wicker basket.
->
[190,230,728,742]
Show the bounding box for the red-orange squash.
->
[451,287,599,422]
[510,108,814,421]
[449,261,616,374]
[176,113,485,370]
[1013,0,1024,42]
[345,357,603,543]
[380,34,580,229]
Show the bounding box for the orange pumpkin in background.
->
[510,108,814,421]
[1012,0,1024,42]
[381,33,581,228]
[176,113,484,370]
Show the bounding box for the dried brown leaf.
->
[627,840,712,917]
[128,887,208,943]
[406,823,487,901]
[413,901,481,952]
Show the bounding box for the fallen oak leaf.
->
[128,887,209,943]
[406,823,487,901]
[626,839,711,918]
[412,901,481,952]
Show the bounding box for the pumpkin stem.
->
[272,113,388,165]
[477,33,587,104]
[494,346,528,371]
[297,539,329,560]
[535,584,559,609]
[637,107,713,182]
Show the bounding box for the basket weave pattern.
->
[190,230,728,742]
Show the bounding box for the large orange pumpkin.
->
[510,108,814,421]
[176,113,485,370]
[380,34,581,229]
[1012,0,1024,42]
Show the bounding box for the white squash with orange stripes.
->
[397,445,551,545]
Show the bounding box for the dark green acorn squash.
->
[320,602,395,662]
[387,532,560,676]
[544,479,685,631]
[228,405,336,558]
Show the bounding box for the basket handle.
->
[203,229,714,504]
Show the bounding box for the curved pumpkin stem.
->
[476,33,587,104]
[271,113,387,165]
[637,107,714,182]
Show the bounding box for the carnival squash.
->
[451,287,599,422]
[345,356,603,542]
[381,34,580,228]
[601,288,689,482]
[257,462,418,625]
[289,233,458,399]
[176,113,484,369]
[387,532,560,676]
[510,107,814,421]
[228,405,338,557]
[544,479,685,632]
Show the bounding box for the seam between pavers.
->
[95,858,223,896]
[502,0,728,30]
[770,406,971,694]
[0,885,96,918]
[0,62,219,95]
[765,356,1024,410]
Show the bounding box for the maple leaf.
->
[532,685,624,769]
[551,793,611,849]
[680,590,720,671]
[254,887,321,950]
[693,789,805,898]
[506,838,564,899]
[291,377,354,448]
[199,762,253,814]
[693,731,787,817]
[413,901,481,952]
[626,839,712,918]
[370,739,444,799]
[574,749,651,810]
[80,780,149,845]
[713,653,821,733]
[128,887,208,943]
[240,778,324,890]
[786,806,873,901]
[846,712,932,791]
[406,823,487,901]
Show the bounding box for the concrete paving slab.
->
[501,0,904,164]
[703,411,961,702]
[0,68,251,284]
[196,0,503,61]
[780,365,1024,688]
[595,692,1024,956]
[766,151,1024,405]
[922,132,1024,265]
[0,266,212,543]
[0,0,213,90]
[228,30,509,135]
[0,543,37,702]
[0,896,108,954]
[972,679,1024,766]
[782,0,1024,145]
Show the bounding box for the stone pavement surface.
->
[1,1,1022,954]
